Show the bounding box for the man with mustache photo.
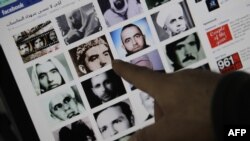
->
[166,33,206,71]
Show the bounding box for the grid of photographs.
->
[6,0,232,140]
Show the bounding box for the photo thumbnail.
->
[165,32,206,71]
[94,99,134,140]
[81,69,126,108]
[41,86,85,126]
[97,0,143,27]
[27,54,73,95]
[110,18,154,58]
[151,0,195,41]
[13,21,60,63]
[56,3,102,45]
[53,117,96,141]
[69,35,113,77]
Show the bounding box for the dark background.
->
[0,47,39,141]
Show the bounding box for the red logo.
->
[217,53,243,73]
[207,24,233,48]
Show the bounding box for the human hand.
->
[112,60,221,141]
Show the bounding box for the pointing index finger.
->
[112,60,166,99]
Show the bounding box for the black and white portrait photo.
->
[165,33,206,71]
[42,86,85,126]
[56,3,102,45]
[94,99,135,140]
[151,0,195,41]
[81,69,126,108]
[69,36,113,77]
[97,0,143,27]
[53,117,96,141]
[13,21,60,63]
[27,54,73,95]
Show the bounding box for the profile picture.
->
[56,3,102,45]
[53,117,96,141]
[110,18,154,58]
[13,21,60,63]
[151,0,195,41]
[145,0,170,10]
[27,54,73,95]
[42,86,85,126]
[94,99,135,140]
[165,32,206,71]
[81,69,126,108]
[97,0,143,27]
[69,36,113,77]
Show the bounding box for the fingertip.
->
[112,59,124,74]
